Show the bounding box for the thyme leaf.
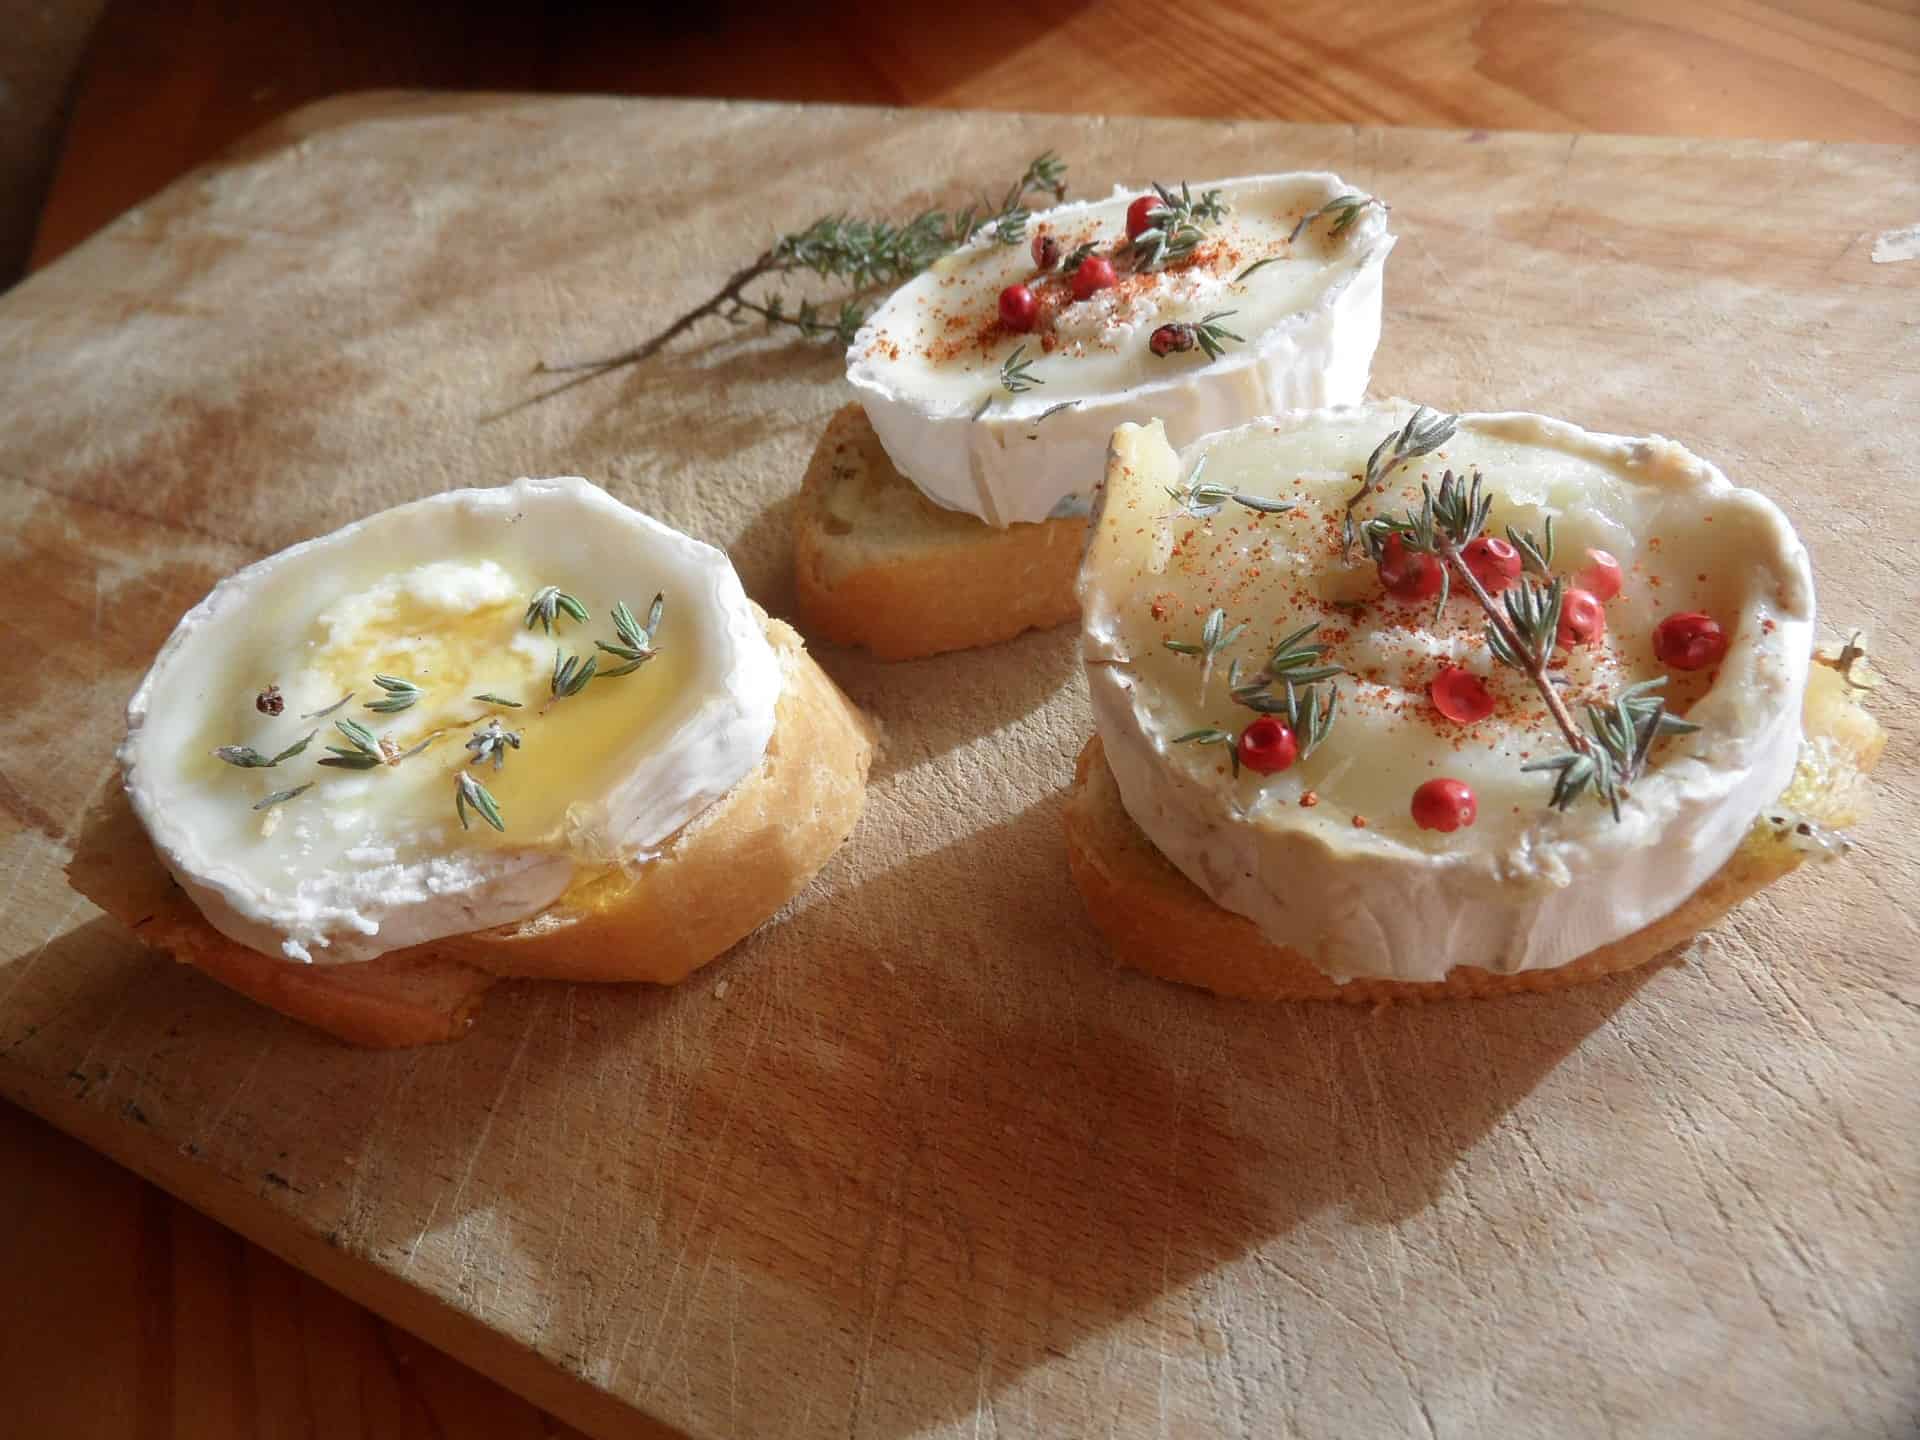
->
[454,771,506,833]
[597,594,665,677]
[300,691,355,719]
[318,716,383,770]
[525,585,589,634]
[1289,192,1383,244]
[551,647,597,699]
[999,344,1044,394]
[465,718,522,772]
[365,673,423,714]
[1164,457,1295,520]
[215,729,317,769]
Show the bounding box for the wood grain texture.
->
[2,95,1917,1439]
[0,1102,585,1439]
[30,1,1920,268]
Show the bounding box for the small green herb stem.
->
[1437,539,1591,760]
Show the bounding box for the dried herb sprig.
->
[301,691,355,719]
[597,595,665,677]
[253,782,312,812]
[536,152,1069,383]
[1173,726,1242,777]
[318,717,383,770]
[1341,405,1458,559]
[465,718,522,772]
[365,673,423,714]
[1149,310,1242,361]
[1357,456,1702,819]
[215,729,317,769]
[1129,182,1229,272]
[999,345,1044,394]
[1289,192,1383,244]
[1231,621,1346,695]
[551,647,597,699]
[1165,605,1246,696]
[1061,240,1099,274]
[1523,679,1700,819]
[525,585,589,634]
[1165,456,1295,520]
[1228,621,1343,760]
[454,771,505,833]
[473,692,523,708]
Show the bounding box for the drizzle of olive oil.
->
[301,578,693,854]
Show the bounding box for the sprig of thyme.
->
[454,771,505,833]
[318,717,383,770]
[1061,240,1098,274]
[1165,457,1295,520]
[1232,621,1347,694]
[365,673,423,714]
[999,345,1044,394]
[215,729,316,769]
[1341,406,1458,559]
[1289,193,1383,244]
[597,595,665,676]
[1149,310,1242,362]
[1165,605,1245,696]
[1229,620,1343,760]
[525,585,589,634]
[1172,726,1242,777]
[253,782,312,812]
[551,647,597,699]
[1357,455,1703,819]
[465,718,522,772]
[1523,679,1699,819]
[535,152,1069,383]
[1130,182,1228,271]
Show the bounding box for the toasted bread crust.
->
[1064,665,1882,1002]
[69,620,875,1047]
[793,404,1085,660]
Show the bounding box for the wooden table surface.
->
[6,4,1917,1437]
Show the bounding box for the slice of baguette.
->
[1064,663,1883,1003]
[793,404,1086,660]
[68,619,875,1047]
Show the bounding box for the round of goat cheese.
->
[1080,403,1815,983]
[845,174,1393,527]
[120,477,780,965]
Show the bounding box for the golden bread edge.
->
[793,404,1085,660]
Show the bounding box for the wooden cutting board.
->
[1,94,1915,1439]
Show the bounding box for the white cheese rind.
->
[846,174,1392,527]
[120,477,780,966]
[1080,406,1815,983]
